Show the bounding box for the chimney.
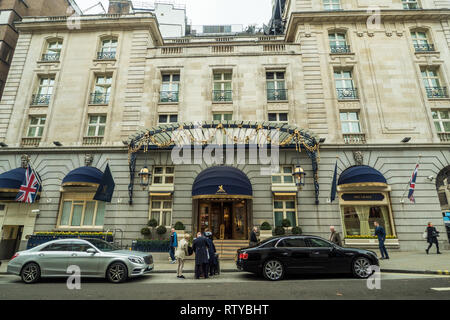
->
[108,0,132,14]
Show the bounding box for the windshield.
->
[85,238,120,252]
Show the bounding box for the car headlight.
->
[128,256,144,264]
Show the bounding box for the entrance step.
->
[214,240,249,260]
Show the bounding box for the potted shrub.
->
[281,219,292,234]
[156,225,168,240]
[291,226,302,235]
[259,222,273,240]
[148,219,158,239]
[140,227,151,239]
[173,221,186,241]
[273,226,285,236]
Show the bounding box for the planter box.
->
[344,238,400,249]
[132,240,171,252]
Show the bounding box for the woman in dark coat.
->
[426,222,441,254]
[192,232,210,279]
[205,231,217,276]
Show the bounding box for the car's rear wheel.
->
[263,259,284,281]
[106,262,128,283]
[352,256,372,279]
[21,262,41,284]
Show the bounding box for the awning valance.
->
[192,166,253,199]
[62,166,103,187]
[338,165,387,188]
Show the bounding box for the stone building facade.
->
[0,0,449,256]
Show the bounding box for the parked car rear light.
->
[10,253,19,261]
[239,253,248,260]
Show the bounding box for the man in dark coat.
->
[329,226,342,246]
[374,221,389,259]
[249,227,259,247]
[204,231,217,276]
[193,232,210,279]
[426,222,441,254]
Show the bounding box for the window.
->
[0,41,13,64]
[411,31,434,52]
[329,32,350,53]
[340,112,361,133]
[213,72,232,102]
[432,110,450,133]
[98,38,117,60]
[306,238,333,248]
[42,40,62,61]
[59,200,105,227]
[342,205,393,237]
[27,116,46,138]
[421,68,448,98]
[160,73,180,103]
[150,196,172,226]
[41,242,72,252]
[72,243,94,252]
[213,113,232,121]
[266,71,287,101]
[268,112,288,124]
[87,115,106,137]
[277,238,307,248]
[323,0,341,10]
[91,75,112,104]
[32,77,54,105]
[158,114,178,125]
[334,70,358,99]
[272,166,294,184]
[273,196,297,227]
[153,166,175,185]
[402,0,419,9]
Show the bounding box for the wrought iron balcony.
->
[343,133,366,144]
[213,90,232,102]
[83,136,104,145]
[89,93,110,104]
[426,86,448,99]
[41,53,60,62]
[21,137,41,147]
[438,132,450,142]
[31,94,51,106]
[267,89,288,101]
[337,88,358,100]
[330,45,351,54]
[97,51,116,60]
[160,91,179,103]
[414,43,435,52]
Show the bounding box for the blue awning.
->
[192,166,253,199]
[338,165,387,186]
[0,167,43,194]
[62,166,103,187]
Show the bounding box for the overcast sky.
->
[75,0,273,26]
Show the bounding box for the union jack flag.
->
[407,164,419,203]
[16,165,40,203]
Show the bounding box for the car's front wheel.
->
[21,262,41,284]
[106,262,128,283]
[263,259,285,281]
[352,256,373,279]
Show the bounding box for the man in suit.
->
[329,226,342,246]
[374,221,389,259]
[193,232,210,279]
[249,226,259,247]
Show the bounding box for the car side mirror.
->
[86,248,97,254]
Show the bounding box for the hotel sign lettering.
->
[341,193,385,201]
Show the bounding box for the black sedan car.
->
[236,235,379,281]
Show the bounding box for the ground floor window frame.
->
[149,196,173,227]
[273,196,298,228]
[57,192,105,229]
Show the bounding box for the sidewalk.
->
[1,251,449,275]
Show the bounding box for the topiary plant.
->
[281,219,291,228]
[148,219,158,228]
[274,226,285,236]
[140,227,151,237]
[174,221,185,230]
[156,225,167,235]
[260,222,272,230]
[291,226,303,235]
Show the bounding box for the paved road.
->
[0,272,449,300]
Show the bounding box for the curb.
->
[381,269,450,275]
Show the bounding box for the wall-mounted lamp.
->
[0,142,8,147]
[53,141,63,147]
[319,138,326,144]
[122,140,128,146]
[292,165,306,189]
[401,137,411,143]
[138,166,151,189]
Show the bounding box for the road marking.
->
[431,287,450,291]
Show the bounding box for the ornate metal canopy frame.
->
[127,121,321,205]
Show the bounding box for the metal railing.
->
[337,88,358,100]
[89,93,110,104]
[213,90,232,102]
[83,136,104,145]
[41,53,60,61]
[330,45,351,54]
[438,132,450,142]
[414,43,435,52]
[267,89,288,101]
[97,51,116,60]
[343,133,366,144]
[160,91,179,103]
[425,86,448,99]
[31,94,51,106]
[21,137,41,147]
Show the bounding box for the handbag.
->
[187,245,193,256]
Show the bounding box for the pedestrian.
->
[425,222,441,254]
[329,226,342,246]
[249,226,259,247]
[169,227,178,264]
[192,231,210,279]
[205,231,218,276]
[175,233,190,279]
[374,221,389,260]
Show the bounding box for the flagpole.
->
[401,154,422,203]
[27,158,43,187]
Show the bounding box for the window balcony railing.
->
[41,53,60,62]
[160,91,179,103]
[83,136,104,145]
[330,45,351,54]
[31,94,51,106]
[213,90,232,102]
[267,89,288,101]
[343,133,366,144]
[21,137,41,147]
[89,93,110,105]
[337,88,358,100]
[97,51,116,60]
[414,44,435,52]
[438,132,450,142]
[425,86,448,99]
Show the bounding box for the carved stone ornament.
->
[21,154,30,168]
[353,151,364,166]
[84,154,94,167]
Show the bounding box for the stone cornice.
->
[285,9,450,42]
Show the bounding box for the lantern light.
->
[138,166,151,188]
[292,165,306,189]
